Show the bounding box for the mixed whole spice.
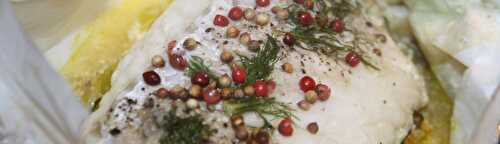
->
[104,0,382,143]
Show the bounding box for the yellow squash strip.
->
[61,0,172,106]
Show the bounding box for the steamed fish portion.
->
[84,0,428,144]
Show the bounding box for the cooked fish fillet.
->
[83,0,428,144]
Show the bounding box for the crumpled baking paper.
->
[381,0,500,143]
[1,0,499,143]
[10,0,111,51]
[0,1,87,143]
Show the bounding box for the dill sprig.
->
[228,35,293,130]
[283,27,380,70]
[223,97,295,119]
[286,4,305,27]
[158,111,213,144]
[285,1,353,54]
[289,26,351,54]
[281,0,380,70]
[185,56,217,79]
[286,0,354,26]
[238,35,281,87]
[360,56,380,70]
[317,0,355,18]
[223,96,296,130]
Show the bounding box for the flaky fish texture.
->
[84,0,428,144]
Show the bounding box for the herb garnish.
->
[282,2,350,53]
[229,35,292,131]
[237,35,281,87]
[185,56,217,79]
[223,96,296,130]
[285,27,380,70]
[317,0,355,18]
[287,26,350,53]
[281,0,379,70]
[158,111,213,144]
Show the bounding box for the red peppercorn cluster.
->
[298,76,332,105]
[274,0,347,51]
[213,0,273,28]
[143,0,349,141]
[151,1,286,108]
[291,0,345,32]
[275,75,333,137]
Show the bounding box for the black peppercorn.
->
[109,128,121,136]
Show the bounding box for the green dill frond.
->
[286,4,305,27]
[186,56,217,79]
[290,26,351,54]
[158,111,213,144]
[284,1,354,55]
[223,97,296,121]
[360,56,380,70]
[280,0,380,70]
[239,35,281,87]
[321,0,355,18]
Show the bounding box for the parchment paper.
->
[0,1,87,143]
[0,0,498,143]
[381,0,500,143]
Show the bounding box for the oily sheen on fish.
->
[84,0,428,144]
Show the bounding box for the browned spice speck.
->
[143,98,154,108]
[155,88,169,99]
[307,122,319,134]
[376,34,387,43]
[366,21,373,27]
[373,48,382,56]
[109,128,121,136]
[126,99,137,105]
[205,27,214,33]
